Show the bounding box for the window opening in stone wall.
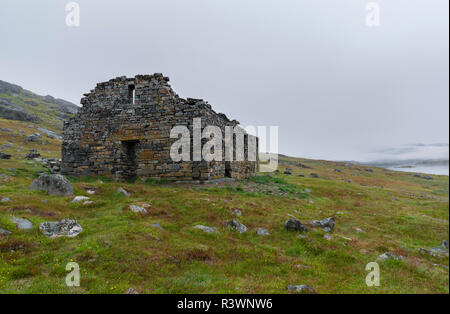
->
[128,84,135,104]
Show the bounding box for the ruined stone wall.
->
[62,74,258,181]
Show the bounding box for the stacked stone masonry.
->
[62,74,258,181]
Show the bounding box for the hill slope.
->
[0,153,448,293]
[0,79,78,159]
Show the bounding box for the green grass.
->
[0,155,448,294]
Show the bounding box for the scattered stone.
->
[256,228,270,236]
[284,219,308,232]
[365,168,374,173]
[11,217,33,230]
[124,288,139,294]
[29,174,74,196]
[297,234,307,239]
[324,234,332,241]
[347,179,353,183]
[0,228,12,236]
[83,201,94,206]
[86,190,96,195]
[225,219,248,233]
[334,169,342,173]
[72,196,90,203]
[129,204,147,214]
[24,149,41,160]
[232,208,242,216]
[286,285,316,294]
[310,217,335,232]
[309,173,319,178]
[1,197,10,203]
[117,187,130,197]
[25,133,42,142]
[441,240,449,250]
[377,252,402,261]
[354,227,365,233]
[194,225,218,234]
[304,188,311,193]
[150,223,163,229]
[284,169,292,175]
[0,152,11,160]
[39,219,82,238]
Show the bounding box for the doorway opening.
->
[121,140,139,181]
[225,161,232,178]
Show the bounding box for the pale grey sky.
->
[0,0,448,160]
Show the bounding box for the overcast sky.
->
[1,0,448,160]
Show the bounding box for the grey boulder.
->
[11,217,33,230]
[29,174,74,196]
[225,219,248,233]
[310,217,335,232]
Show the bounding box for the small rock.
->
[117,187,130,197]
[39,219,82,238]
[72,196,90,203]
[377,252,402,261]
[11,217,33,230]
[86,190,96,195]
[232,208,242,216]
[309,173,319,178]
[324,234,332,241]
[124,288,139,294]
[194,225,218,234]
[256,228,270,236]
[354,227,365,233]
[0,152,11,159]
[0,228,12,236]
[304,188,311,193]
[24,149,41,160]
[287,285,316,294]
[150,223,163,229]
[1,197,10,203]
[297,234,307,239]
[284,219,308,232]
[441,240,449,250]
[83,201,94,206]
[129,205,147,214]
[225,219,248,233]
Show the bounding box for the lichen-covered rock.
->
[129,204,147,214]
[117,187,130,197]
[194,225,218,234]
[29,174,74,196]
[284,219,308,232]
[72,196,90,203]
[377,252,402,261]
[39,219,82,238]
[256,228,270,236]
[0,228,12,236]
[310,217,335,232]
[287,285,316,294]
[225,219,248,233]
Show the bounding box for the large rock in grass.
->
[225,219,248,233]
[11,217,33,230]
[29,174,74,196]
[284,219,309,232]
[310,217,335,232]
[39,219,82,238]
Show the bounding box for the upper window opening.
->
[128,84,135,104]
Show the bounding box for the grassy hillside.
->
[0,153,448,293]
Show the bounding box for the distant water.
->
[355,143,449,176]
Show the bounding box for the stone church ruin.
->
[61,74,258,181]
